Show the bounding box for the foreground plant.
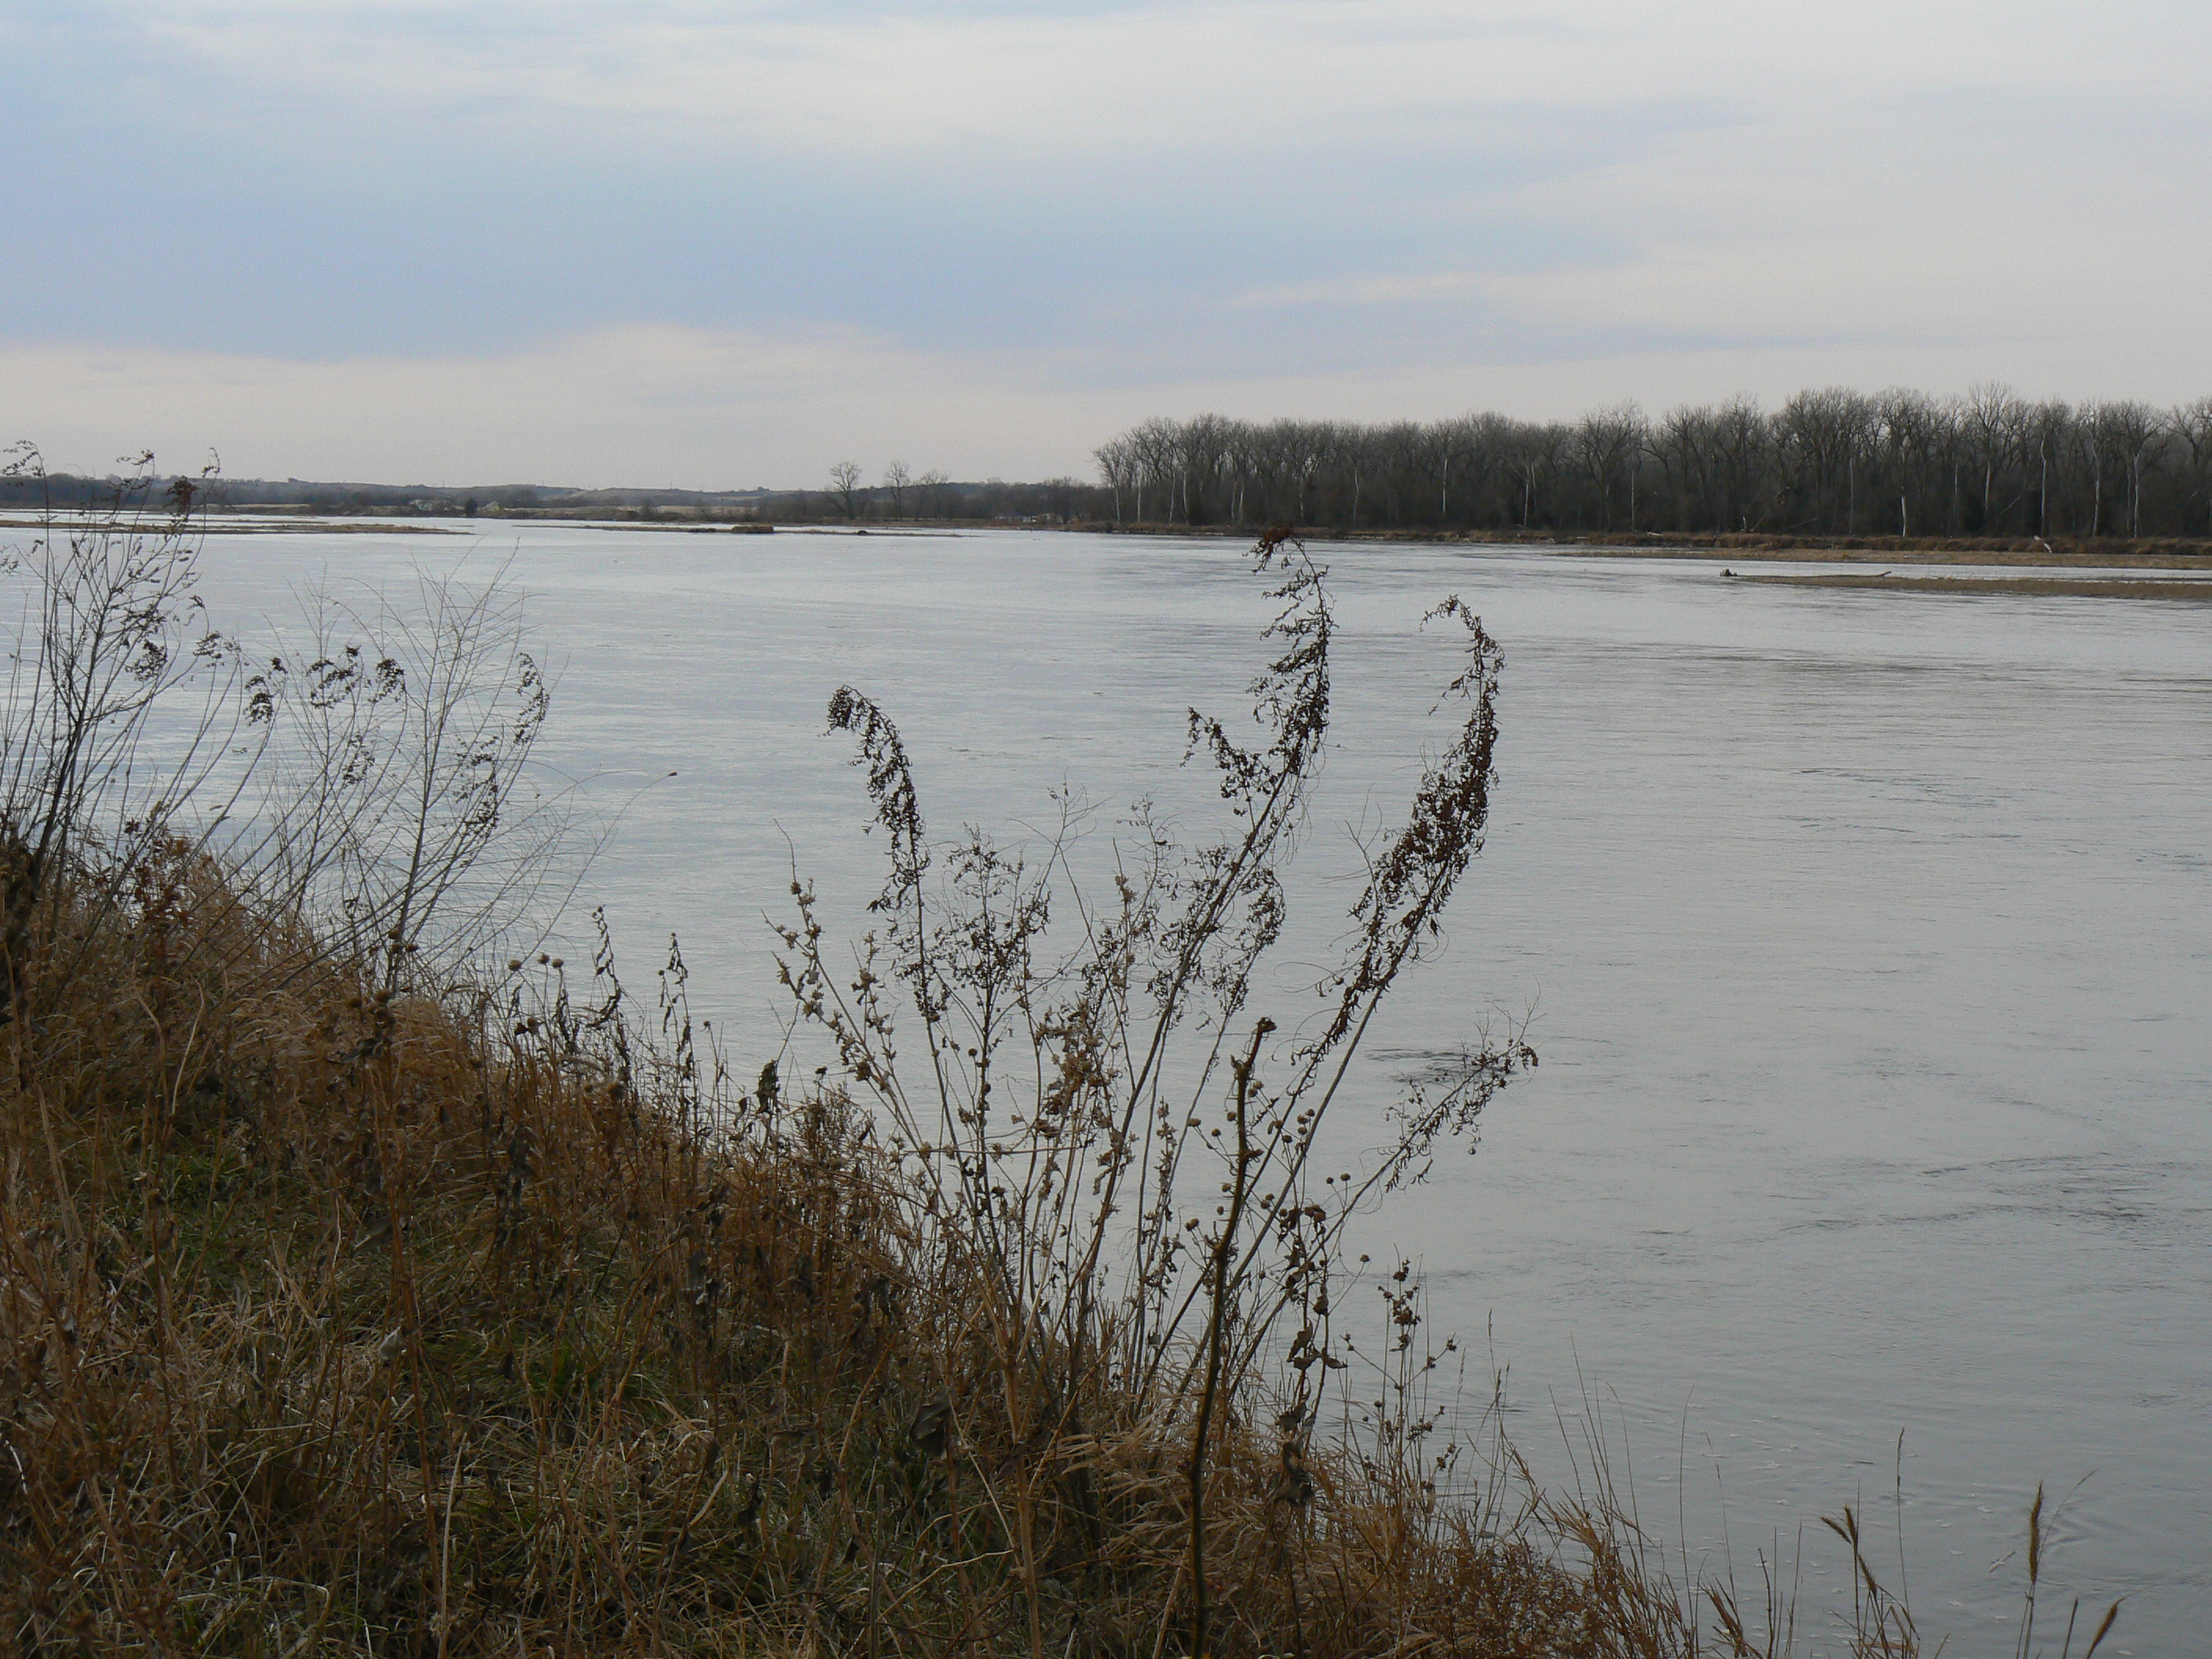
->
[783,526,1536,1654]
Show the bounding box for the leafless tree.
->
[1575,403,1645,533]
[2170,398,2212,534]
[1964,382,2023,532]
[1092,436,1137,526]
[2100,401,2160,537]
[881,460,912,519]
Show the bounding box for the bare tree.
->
[2023,400,2070,535]
[826,461,862,520]
[1092,437,1135,526]
[881,460,912,519]
[2170,398,2212,534]
[1432,416,1473,523]
[2100,401,2161,538]
[1575,403,1644,533]
[1963,382,2021,531]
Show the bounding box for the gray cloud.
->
[3,0,2207,482]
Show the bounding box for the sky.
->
[2,0,2208,489]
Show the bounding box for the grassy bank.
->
[0,478,2109,1657]
[0,854,1679,1657]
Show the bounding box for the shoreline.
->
[1730,570,2212,599]
[1080,522,2212,568]
[15,506,2212,577]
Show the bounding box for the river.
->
[192,522,2209,1654]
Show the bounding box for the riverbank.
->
[1730,570,2212,600]
[44,501,2212,568]
[771,518,2212,569]
[1087,522,2212,568]
[4,861,1845,1657]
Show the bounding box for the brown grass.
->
[5,862,2015,1659]
[0,855,1648,1657]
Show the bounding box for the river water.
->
[190,522,2208,1654]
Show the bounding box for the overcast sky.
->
[3,0,2207,487]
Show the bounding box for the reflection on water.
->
[194,525,2210,1653]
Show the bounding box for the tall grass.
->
[0,481,2115,1657]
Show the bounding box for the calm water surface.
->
[197,524,2210,1654]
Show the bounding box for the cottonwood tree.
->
[1965,382,2023,531]
[1575,403,1646,532]
[2170,397,2212,534]
[2100,401,2161,538]
[1092,436,1137,525]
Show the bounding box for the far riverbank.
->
[1083,521,2212,568]
[24,501,2212,572]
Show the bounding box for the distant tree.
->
[1093,436,1137,525]
[1339,422,1375,526]
[2022,401,2070,535]
[1376,421,1424,526]
[1964,382,2021,531]
[1130,419,1177,523]
[1778,387,1875,533]
[1041,476,1081,522]
[827,461,862,519]
[1507,423,1568,531]
[881,461,911,519]
[1874,387,1946,538]
[2170,398,2212,534]
[2100,401,2161,538]
[1574,404,1643,532]
[1174,415,1234,526]
[1430,416,1473,524]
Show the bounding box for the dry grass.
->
[0,861,1644,1657]
[0,894,2110,1658]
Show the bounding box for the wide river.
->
[192,522,2206,1654]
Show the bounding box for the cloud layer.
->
[5,1,2207,485]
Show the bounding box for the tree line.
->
[1092,387,2212,539]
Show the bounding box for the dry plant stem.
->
[1188,1016,1271,1659]
[793,529,1550,1655]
